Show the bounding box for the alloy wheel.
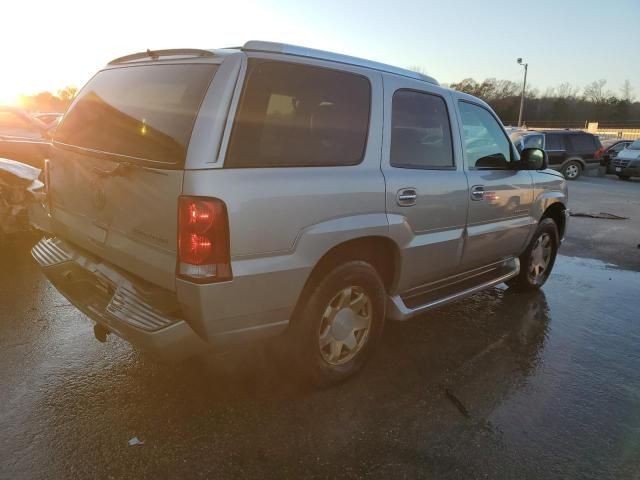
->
[528,233,552,284]
[318,286,372,365]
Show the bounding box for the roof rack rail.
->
[108,48,215,65]
[242,40,438,85]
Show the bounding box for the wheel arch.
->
[291,236,401,324]
[541,201,568,240]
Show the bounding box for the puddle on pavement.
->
[2,241,640,479]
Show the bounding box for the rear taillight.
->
[595,147,604,159]
[177,196,231,283]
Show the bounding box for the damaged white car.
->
[0,158,47,238]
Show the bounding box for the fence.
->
[520,122,640,141]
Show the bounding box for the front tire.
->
[562,161,582,180]
[617,174,631,180]
[507,218,559,291]
[290,261,386,386]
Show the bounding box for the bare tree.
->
[57,86,78,103]
[556,82,579,99]
[620,80,635,102]
[583,79,611,103]
[408,65,427,75]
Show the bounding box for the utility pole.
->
[517,58,528,128]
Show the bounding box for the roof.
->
[241,41,439,85]
[535,130,594,135]
[105,41,439,86]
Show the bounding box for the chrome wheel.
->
[565,163,579,179]
[318,286,371,365]
[528,233,552,284]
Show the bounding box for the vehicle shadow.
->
[30,283,551,478]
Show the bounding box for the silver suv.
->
[33,41,569,385]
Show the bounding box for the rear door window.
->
[545,134,565,151]
[390,90,454,169]
[225,60,371,168]
[55,64,218,167]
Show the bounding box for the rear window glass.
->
[545,134,564,150]
[225,60,371,168]
[391,90,454,169]
[55,64,218,167]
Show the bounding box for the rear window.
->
[225,60,371,168]
[545,134,565,150]
[55,64,218,167]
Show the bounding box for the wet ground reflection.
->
[1,236,639,478]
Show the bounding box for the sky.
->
[1,0,638,104]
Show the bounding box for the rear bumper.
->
[31,237,289,361]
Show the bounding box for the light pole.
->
[517,58,528,127]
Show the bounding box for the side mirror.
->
[520,147,548,170]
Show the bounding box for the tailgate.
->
[48,62,221,291]
[48,150,182,291]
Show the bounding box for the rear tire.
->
[507,218,559,291]
[562,161,582,180]
[289,261,386,386]
[617,174,631,180]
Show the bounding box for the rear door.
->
[49,61,223,291]
[381,77,469,292]
[544,133,567,168]
[456,100,534,269]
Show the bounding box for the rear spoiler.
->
[108,49,215,65]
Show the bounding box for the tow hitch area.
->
[0,158,47,237]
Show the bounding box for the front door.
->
[381,77,469,293]
[456,100,534,269]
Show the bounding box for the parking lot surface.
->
[1,176,639,479]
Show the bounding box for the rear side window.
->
[55,64,218,167]
[390,90,454,169]
[569,134,597,152]
[225,60,371,168]
[545,134,565,150]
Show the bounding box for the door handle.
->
[397,188,417,207]
[471,185,485,201]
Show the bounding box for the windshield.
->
[627,139,640,150]
[55,64,218,167]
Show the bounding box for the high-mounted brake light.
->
[177,196,231,283]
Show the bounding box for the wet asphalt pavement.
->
[2,177,640,479]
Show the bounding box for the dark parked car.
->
[0,106,52,169]
[510,130,602,180]
[597,139,633,173]
[612,139,640,180]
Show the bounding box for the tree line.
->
[17,87,78,113]
[16,77,640,128]
[447,78,639,127]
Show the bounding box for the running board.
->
[387,258,520,321]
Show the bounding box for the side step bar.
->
[387,258,520,321]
